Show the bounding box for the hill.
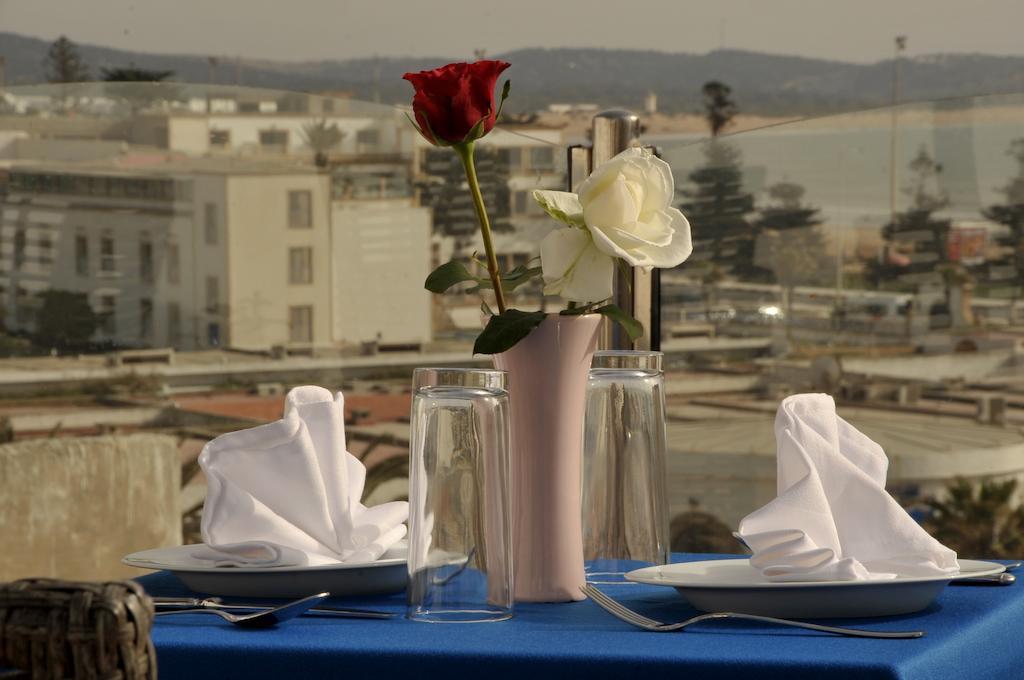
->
[2,32,1023,115]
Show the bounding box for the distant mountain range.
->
[2,31,1023,115]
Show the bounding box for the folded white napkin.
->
[736,394,958,582]
[194,386,409,567]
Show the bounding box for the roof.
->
[666,400,1024,479]
[8,154,323,178]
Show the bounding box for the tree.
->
[301,119,345,168]
[677,140,758,279]
[417,145,512,245]
[924,477,1024,559]
[33,290,102,349]
[100,67,174,82]
[702,81,737,137]
[982,139,1024,301]
[870,146,952,288]
[756,182,829,335]
[44,36,89,83]
[101,66,180,114]
[670,498,740,554]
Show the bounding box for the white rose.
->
[534,147,692,272]
[538,227,614,302]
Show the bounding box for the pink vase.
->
[492,313,601,602]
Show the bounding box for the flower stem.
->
[455,142,506,314]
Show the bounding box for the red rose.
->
[403,60,511,146]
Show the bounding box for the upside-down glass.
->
[406,368,513,622]
[582,351,670,583]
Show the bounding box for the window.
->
[100,236,116,273]
[14,287,31,325]
[356,128,380,152]
[167,302,181,345]
[140,298,153,339]
[498,148,522,170]
[288,247,313,284]
[75,234,89,276]
[100,296,116,335]
[139,238,153,283]
[207,323,221,347]
[288,190,312,228]
[13,229,25,271]
[205,276,219,313]
[288,306,313,343]
[167,242,180,285]
[209,129,231,147]
[204,203,218,245]
[259,129,289,151]
[514,191,529,215]
[530,146,555,171]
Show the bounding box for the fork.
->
[155,592,330,628]
[580,584,924,639]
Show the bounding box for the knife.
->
[152,597,394,619]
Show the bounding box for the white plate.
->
[625,558,1005,618]
[123,544,407,598]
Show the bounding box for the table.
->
[138,554,1024,680]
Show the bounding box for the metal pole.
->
[889,36,906,234]
[586,110,659,350]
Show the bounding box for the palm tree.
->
[301,119,345,168]
[702,81,737,137]
[924,478,1024,558]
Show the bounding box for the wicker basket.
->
[0,579,156,680]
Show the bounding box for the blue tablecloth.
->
[138,554,1024,680]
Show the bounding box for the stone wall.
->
[0,434,181,581]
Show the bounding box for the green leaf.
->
[495,80,511,121]
[405,110,451,147]
[480,299,494,316]
[424,260,477,293]
[473,309,546,355]
[472,265,542,293]
[461,116,488,144]
[593,304,644,341]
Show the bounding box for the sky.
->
[1,0,1023,64]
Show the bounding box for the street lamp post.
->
[889,36,908,235]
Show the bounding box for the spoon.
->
[155,591,330,628]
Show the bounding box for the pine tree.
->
[416,146,512,247]
[870,146,952,287]
[44,36,89,83]
[981,139,1024,296]
[677,140,758,279]
[756,182,829,333]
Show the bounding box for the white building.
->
[0,158,333,351]
[130,106,411,160]
[331,199,432,348]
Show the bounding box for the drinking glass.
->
[582,351,670,583]
[406,368,513,622]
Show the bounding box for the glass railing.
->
[0,82,564,579]
[5,81,1022,579]
[655,93,1024,553]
